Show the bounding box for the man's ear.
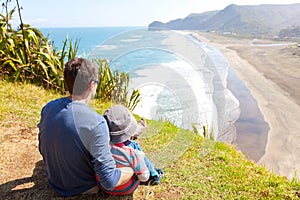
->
[88,82,94,91]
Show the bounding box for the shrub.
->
[95,59,141,111]
[0,7,141,110]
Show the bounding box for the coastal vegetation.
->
[94,59,141,111]
[0,6,140,110]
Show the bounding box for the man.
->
[38,58,133,197]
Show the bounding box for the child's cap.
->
[104,105,138,144]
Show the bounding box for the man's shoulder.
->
[44,97,71,108]
[72,102,104,120]
[41,97,71,115]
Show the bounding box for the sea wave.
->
[93,28,240,143]
[130,59,217,137]
[192,33,240,142]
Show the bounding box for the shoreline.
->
[194,32,300,179]
[131,30,239,142]
[227,66,269,162]
[160,30,239,142]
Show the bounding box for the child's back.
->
[101,105,150,195]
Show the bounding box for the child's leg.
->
[129,141,159,177]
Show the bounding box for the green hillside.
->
[0,80,299,200]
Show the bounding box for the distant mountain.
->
[148,4,300,37]
[279,26,300,38]
[149,11,219,30]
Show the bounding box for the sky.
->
[4,0,300,27]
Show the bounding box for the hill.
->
[148,4,300,38]
[0,80,300,199]
[279,26,300,38]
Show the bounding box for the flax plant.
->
[0,7,81,92]
[0,6,140,110]
[95,59,141,111]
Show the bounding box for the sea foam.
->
[93,28,240,143]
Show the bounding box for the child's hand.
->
[131,118,146,140]
[139,118,146,127]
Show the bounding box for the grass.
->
[0,80,300,200]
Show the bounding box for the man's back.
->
[38,97,119,196]
[38,58,133,197]
[38,97,97,196]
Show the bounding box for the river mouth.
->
[227,67,270,162]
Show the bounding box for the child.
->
[101,105,164,195]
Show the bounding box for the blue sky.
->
[5,0,300,27]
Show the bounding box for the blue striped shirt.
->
[98,142,148,195]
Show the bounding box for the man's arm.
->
[116,167,134,186]
[79,118,134,190]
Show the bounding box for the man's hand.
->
[115,167,134,187]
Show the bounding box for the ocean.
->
[40,27,140,57]
[40,27,269,160]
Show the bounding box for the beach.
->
[95,28,300,179]
[193,32,300,179]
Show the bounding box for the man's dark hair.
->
[64,58,98,95]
